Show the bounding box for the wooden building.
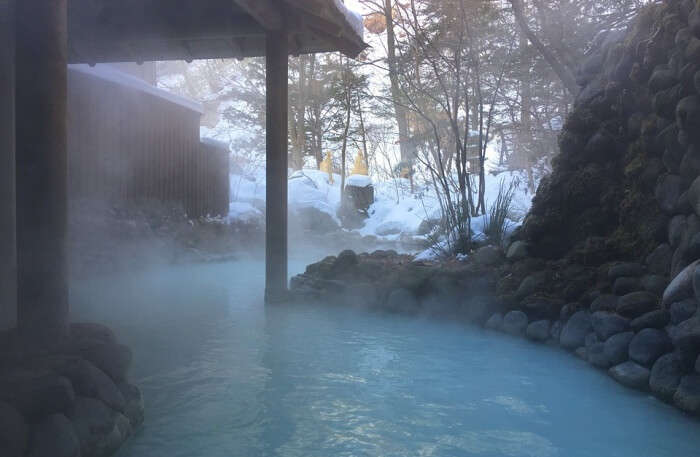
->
[0,0,366,337]
[67,64,229,218]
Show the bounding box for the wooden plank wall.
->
[67,69,229,218]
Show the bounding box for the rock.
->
[0,401,28,457]
[670,299,698,324]
[502,311,528,336]
[588,342,610,368]
[332,250,359,277]
[484,313,503,331]
[662,260,699,306]
[560,302,579,320]
[506,241,529,260]
[117,383,144,428]
[27,414,80,457]
[526,320,550,342]
[609,361,651,390]
[612,277,641,295]
[515,271,548,299]
[687,176,700,216]
[608,262,644,280]
[0,372,75,419]
[291,207,340,233]
[385,288,420,314]
[617,291,659,318]
[44,356,126,413]
[655,174,683,213]
[641,275,668,296]
[521,296,564,320]
[472,245,503,266]
[650,353,684,401]
[70,323,117,345]
[672,315,700,360]
[646,244,673,276]
[591,312,630,341]
[604,332,635,366]
[69,397,132,457]
[560,311,592,350]
[550,320,563,341]
[590,294,618,312]
[697,354,700,373]
[649,66,678,92]
[629,328,673,367]
[631,309,671,331]
[669,215,687,248]
[575,347,588,360]
[673,375,700,414]
[677,96,700,142]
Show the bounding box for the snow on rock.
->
[227,201,262,223]
[346,174,373,188]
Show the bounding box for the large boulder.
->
[662,260,699,306]
[69,397,132,457]
[0,371,75,419]
[655,174,683,213]
[650,353,684,401]
[673,375,700,415]
[0,401,28,457]
[526,320,551,342]
[484,313,503,331]
[591,312,629,341]
[560,311,592,350]
[617,291,659,318]
[506,241,529,260]
[117,383,144,428]
[515,271,548,299]
[641,275,668,295]
[604,332,635,366]
[671,315,700,360]
[385,288,420,314]
[502,311,529,336]
[472,245,503,266]
[670,299,698,324]
[612,277,641,295]
[608,262,644,280]
[587,342,611,368]
[26,414,80,457]
[646,244,673,276]
[631,309,671,331]
[609,361,651,390]
[629,328,673,367]
[590,294,618,312]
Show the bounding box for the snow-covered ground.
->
[225,164,536,253]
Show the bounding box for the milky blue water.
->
[70,252,700,457]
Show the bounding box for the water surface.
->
[70,252,700,457]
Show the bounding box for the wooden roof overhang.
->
[68,0,367,64]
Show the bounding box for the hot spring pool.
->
[70,254,700,457]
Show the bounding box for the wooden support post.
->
[0,0,16,331]
[265,30,288,303]
[15,0,69,342]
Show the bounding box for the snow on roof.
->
[333,0,365,41]
[68,64,204,114]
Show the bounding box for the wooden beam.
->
[265,30,288,303]
[233,0,283,31]
[16,0,69,343]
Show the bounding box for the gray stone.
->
[670,299,698,324]
[631,309,671,331]
[333,250,359,276]
[502,310,529,336]
[515,271,548,299]
[385,288,420,314]
[590,294,618,312]
[560,302,579,320]
[608,263,644,280]
[506,241,529,260]
[673,375,700,415]
[672,315,700,359]
[697,354,700,373]
[526,320,550,342]
[560,311,592,350]
[550,320,563,341]
[0,401,28,457]
[646,244,673,276]
[669,215,687,248]
[27,414,80,457]
[662,260,699,306]
[617,291,659,318]
[649,66,678,92]
[650,353,684,401]
[612,277,641,295]
[484,313,503,331]
[117,383,144,428]
[604,331,635,366]
[609,361,650,390]
[585,332,599,348]
[687,176,700,217]
[655,174,683,213]
[629,328,673,367]
[69,397,132,457]
[591,312,630,341]
[677,96,700,140]
[0,372,75,419]
[587,342,610,368]
[472,245,503,266]
[641,275,668,296]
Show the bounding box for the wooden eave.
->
[67,0,367,64]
